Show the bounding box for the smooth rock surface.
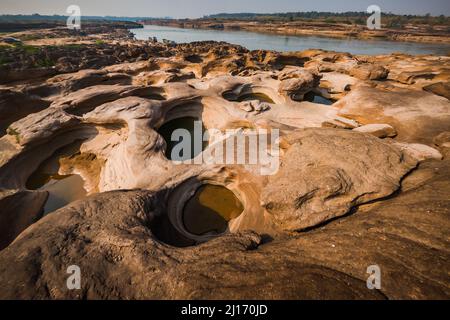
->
[353,123,397,138]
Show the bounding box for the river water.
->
[131,25,450,56]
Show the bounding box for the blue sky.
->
[1,0,449,18]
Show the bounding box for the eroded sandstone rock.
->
[353,123,397,138]
[261,128,417,231]
[0,89,50,136]
[349,63,389,80]
[0,189,47,250]
[335,84,450,144]
[0,158,448,299]
[278,67,321,100]
[394,142,443,161]
[423,81,450,100]
[0,39,449,300]
[434,131,450,149]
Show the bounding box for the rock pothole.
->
[223,91,275,104]
[183,184,244,236]
[25,141,89,215]
[150,181,245,247]
[304,91,334,105]
[157,116,208,161]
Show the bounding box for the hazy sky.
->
[1,0,449,18]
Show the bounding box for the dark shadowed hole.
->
[183,185,244,236]
[157,116,208,160]
[184,54,203,63]
[150,214,196,248]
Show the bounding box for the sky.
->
[1,0,449,18]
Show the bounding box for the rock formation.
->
[0,29,449,299]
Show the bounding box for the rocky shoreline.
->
[0,26,449,299]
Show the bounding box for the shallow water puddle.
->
[38,174,87,215]
[183,185,244,236]
[224,92,275,104]
[236,93,275,104]
[26,141,88,215]
[304,92,334,105]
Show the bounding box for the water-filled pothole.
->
[150,184,244,247]
[304,91,334,105]
[157,116,208,161]
[26,142,87,215]
[223,91,275,104]
[183,184,244,236]
[34,174,86,215]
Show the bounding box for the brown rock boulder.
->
[353,123,397,138]
[0,189,47,250]
[261,128,416,231]
[278,68,320,100]
[0,89,50,136]
[0,159,448,299]
[349,64,389,80]
[423,82,450,100]
[334,85,450,144]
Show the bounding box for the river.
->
[130,25,450,56]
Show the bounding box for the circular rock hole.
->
[183,184,244,236]
[304,91,334,105]
[150,214,196,248]
[157,116,208,161]
[223,91,275,104]
[149,183,244,247]
[26,141,88,215]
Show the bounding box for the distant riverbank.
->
[143,18,450,45]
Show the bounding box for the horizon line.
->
[0,10,448,19]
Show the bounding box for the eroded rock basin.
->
[223,91,275,104]
[183,184,244,236]
[30,174,86,215]
[304,92,334,105]
[158,116,208,160]
[26,142,88,215]
[149,184,244,247]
